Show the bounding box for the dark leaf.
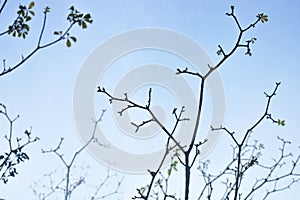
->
[66,39,71,47]
[81,21,87,29]
[70,36,77,42]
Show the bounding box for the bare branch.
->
[176,67,203,79]
[97,86,185,152]
[39,110,111,200]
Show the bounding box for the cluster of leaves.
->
[7,2,35,38]
[277,119,286,126]
[67,6,93,28]
[0,104,39,184]
[0,1,93,77]
[0,139,30,184]
[257,13,269,23]
[54,6,93,47]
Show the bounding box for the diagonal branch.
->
[41,110,107,200]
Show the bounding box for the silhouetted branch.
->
[0,3,93,77]
[132,108,187,199]
[97,87,185,152]
[243,137,300,200]
[172,8,268,198]
[133,147,180,200]
[98,5,272,200]
[0,103,39,185]
[35,110,117,200]
[210,83,281,199]
[205,6,265,79]
[200,83,299,200]
[176,67,203,79]
[89,167,123,200]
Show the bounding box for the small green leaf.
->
[259,143,265,150]
[277,119,285,126]
[262,15,268,23]
[173,160,178,170]
[140,187,146,194]
[69,6,75,11]
[70,36,77,42]
[256,151,262,157]
[82,21,87,29]
[167,168,171,176]
[26,16,32,21]
[84,13,91,19]
[29,2,35,9]
[23,24,30,31]
[66,39,71,47]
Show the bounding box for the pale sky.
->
[1,0,300,199]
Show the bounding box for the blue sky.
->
[1,0,300,199]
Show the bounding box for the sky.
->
[1,0,300,199]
